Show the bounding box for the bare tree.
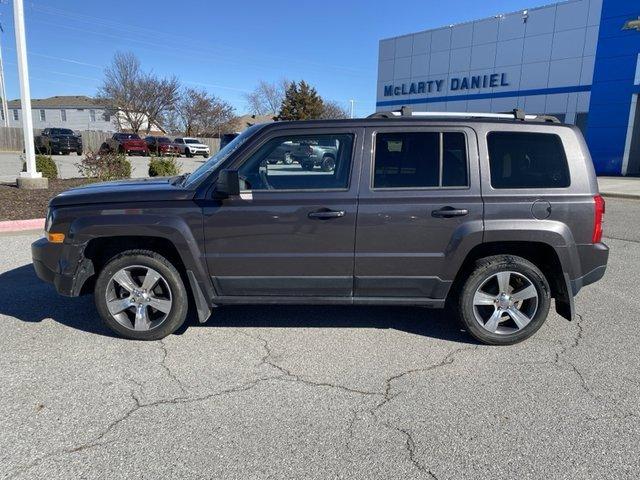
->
[140,75,180,135]
[321,100,350,119]
[177,88,237,137]
[98,52,180,134]
[98,52,147,133]
[245,79,290,115]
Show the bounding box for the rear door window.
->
[487,132,570,189]
[373,132,468,189]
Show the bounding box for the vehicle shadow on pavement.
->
[0,264,474,343]
[0,264,114,337]
[201,305,474,343]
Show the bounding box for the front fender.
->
[67,208,213,302]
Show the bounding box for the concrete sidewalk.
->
[598,177,640,199]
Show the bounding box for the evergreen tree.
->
[278,80,324,120]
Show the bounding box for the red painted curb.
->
[0,218,45,233]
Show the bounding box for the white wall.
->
[5,107,116,131]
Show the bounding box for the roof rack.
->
[368,106,560,123]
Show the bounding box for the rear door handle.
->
[308,209,346,220]
[431,207,469,218]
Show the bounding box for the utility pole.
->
[14,0,45,188]
[349,99,355,119]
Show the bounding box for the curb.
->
[600,192,640,200]
[0,218,45,233]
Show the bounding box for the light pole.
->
[349,99,355,119]
[0,26,9,128]
[14,0,46,189]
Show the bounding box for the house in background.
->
[5,95,164,133]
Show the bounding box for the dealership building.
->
[376,0,640,175]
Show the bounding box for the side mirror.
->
[214,169,240,199]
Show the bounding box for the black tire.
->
[76,150,83,156]
[301,161,314,171]
[457,255,551,346]
[94,250,189,341]
[268,159,278,165]
[320,155,335,172]
[185,149,192,158]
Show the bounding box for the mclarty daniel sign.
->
[384,73,510,97]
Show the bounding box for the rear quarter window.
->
[487,132,570,189]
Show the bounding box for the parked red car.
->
[144,136,180,156]
[100,133,149,156]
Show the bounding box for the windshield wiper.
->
[170,172,190,186]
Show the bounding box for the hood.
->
[49,177,194,207]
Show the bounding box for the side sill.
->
[213,296,445,308]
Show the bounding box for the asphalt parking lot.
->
[0,198,638,479]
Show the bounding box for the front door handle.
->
[308,209,346,220]
[431,207,469,218]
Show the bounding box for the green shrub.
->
[22,155,58,179]
[148,156,181,177]
[76,151,131,181]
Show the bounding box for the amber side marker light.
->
[47,232,65,243]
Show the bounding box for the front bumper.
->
[32,237,93,297]
[188,148,209,155]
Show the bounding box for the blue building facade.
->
[376,0,640,175]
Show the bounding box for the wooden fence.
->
[0,127,221,154]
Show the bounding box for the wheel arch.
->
[448,241,572,320]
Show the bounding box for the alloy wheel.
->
[472,271,539,335]
[105,265,173,331]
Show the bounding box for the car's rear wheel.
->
[94,250,188,340]
[457,255,551,345]
[185,149,192,158]
[321,155,335,172]
[301,161,314,171]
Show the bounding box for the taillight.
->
[592,194,605,243]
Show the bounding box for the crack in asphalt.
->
[242,332,381,397]
[372,345,479,415]
[158,339,187,395]
[242,332,477,477]
[552,312,596,399]
[388,424,439,479]
[603,235,640,245]
[7,373,279,479]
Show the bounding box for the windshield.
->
[50,128,74,135]
[185,139,201,144]
[157,137,171,143]
[183,125,262,188]
[117,133,140,140]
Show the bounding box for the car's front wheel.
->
[94,250,188,340]
[457,255,551,345]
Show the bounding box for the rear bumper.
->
[31,237,93,297]
[571,243,609,296]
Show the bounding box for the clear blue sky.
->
[0,0,550,116]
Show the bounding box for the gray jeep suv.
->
[32,108,608,345]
